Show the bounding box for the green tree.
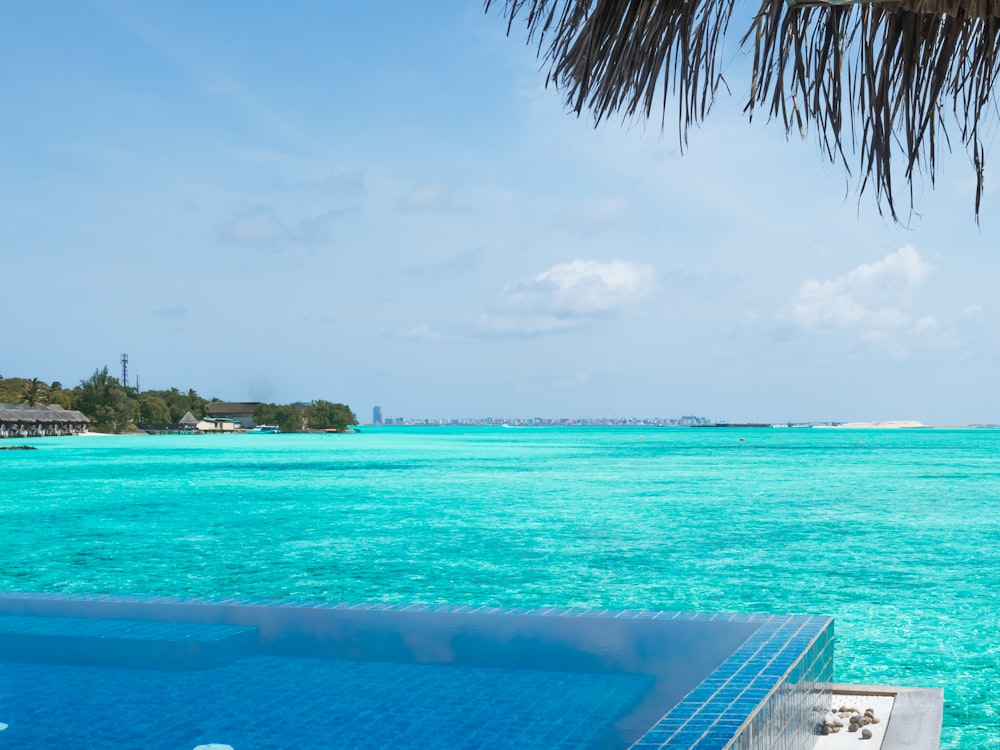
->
[138,393,171,424]
[1,372,224,425]
[74,366,136,432]
[276,405,304,433]
[254,403,303,433]
[0,379,14,403]
[152,387,209,422]
[48,389,73,409]
[253,403,278,426]
[161,388,186,422]
[0,377,28,404]
[21,378,44,406]
[74,367,114,414]
[185,389,208,420]
[304,401,358,432]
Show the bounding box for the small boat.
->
[247,425,280,434]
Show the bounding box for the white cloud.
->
[479,259,656,338]
[501,259,654,316]
[390,260,656,342]
[783,246,931,334]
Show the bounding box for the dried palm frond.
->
[486,0,1000,221]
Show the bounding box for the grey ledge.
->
[832,684,944,750]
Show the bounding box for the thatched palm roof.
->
[0,403,89,423]
[488,0,1000,221]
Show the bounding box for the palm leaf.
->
[487,0,1000,221]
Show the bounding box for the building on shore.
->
[0,403,90,438]
[205,402,260,429]
[195,417,242,433]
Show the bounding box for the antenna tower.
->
[120,353,129,389]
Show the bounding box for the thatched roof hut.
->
[0,403,89,424]
[178,411,199,428]
[0,403,90,437]
[488,0,1000,220]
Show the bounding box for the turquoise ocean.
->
[0,427,997,748]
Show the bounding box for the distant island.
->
[0,368,357,436]
[6,369,984,438]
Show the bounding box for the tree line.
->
[253,401,358,434]
[0,368,357,434]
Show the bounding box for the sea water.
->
[0,427,996,748]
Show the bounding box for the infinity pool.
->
[0,593,832,749]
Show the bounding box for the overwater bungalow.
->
[178,411,199,432]
[0,403,90,438]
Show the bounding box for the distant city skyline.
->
[364,414,713,426]
[4,3,999,426]
[0,367,982,428]
[358,413,994,428]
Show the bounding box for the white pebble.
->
[0,723,7,731]
[193,745,233,750]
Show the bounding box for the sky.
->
[2,1,999,425]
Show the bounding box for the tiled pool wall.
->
[629,612,832,750]
[0,593,832,749]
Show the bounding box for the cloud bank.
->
[779,246,935,352]
[479,259,656,338]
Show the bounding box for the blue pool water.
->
[0,427,996,747]
[0,595,830,750]
[1,654,650,749]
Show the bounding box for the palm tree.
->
[488,0,1000,221]
[21,378,43,406]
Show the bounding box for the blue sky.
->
[3,1,999,424]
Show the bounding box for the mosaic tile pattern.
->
[629,613,833,750]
